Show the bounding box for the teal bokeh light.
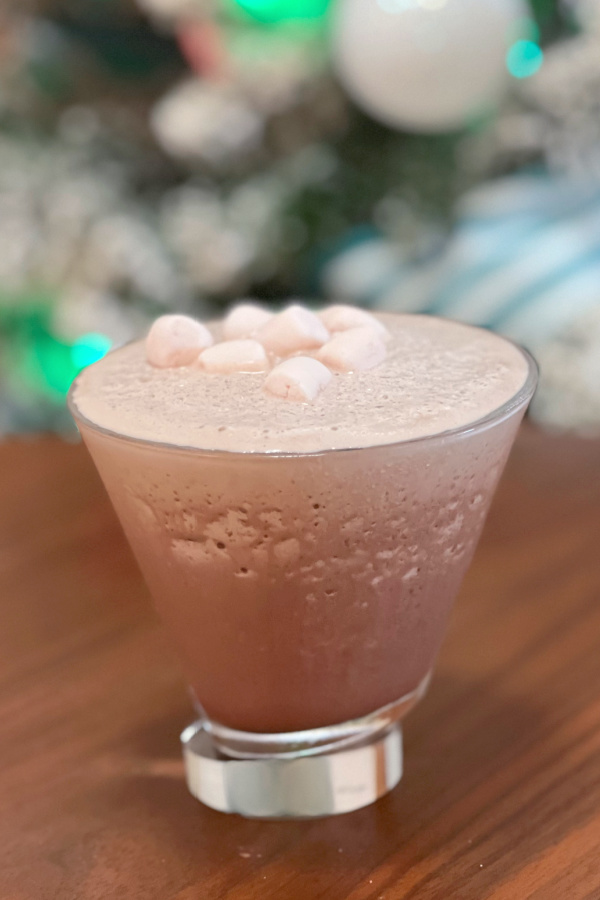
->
[70,332,112,371]
[506,40,544,79]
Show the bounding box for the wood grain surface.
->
[0,427,599,900]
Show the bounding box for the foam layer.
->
[72,313,530,453]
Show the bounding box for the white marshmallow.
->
[319,305,389,336]
[199,339,268,373]
[317,327,387,372]
[264,357,332,403]
[146,315,213,368]
[223,302,273,340]
[257,304,330,357]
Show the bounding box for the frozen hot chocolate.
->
[70,307,533,736]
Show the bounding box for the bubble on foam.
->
[401,561,419,582]
[204,510,257,546]
[171,538,213,565]
[376,549,397,561]
[259,510,285,532]
[342,516,364,537]
[442,543,467,564]
[273,538,301,565]
[234,566,258,580]
[434,511,465,544]
[181,509,199,534]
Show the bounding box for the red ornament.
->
[176,20,229,79]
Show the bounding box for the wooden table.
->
[0,427,599,900]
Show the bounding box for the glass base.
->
[181,721,403,818]
[200,671,431,759]
[181,672,431,818]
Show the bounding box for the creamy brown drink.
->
[71,310,530,728]
[70,306,536,815]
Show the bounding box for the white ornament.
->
[332,0,528,132]
[151,79,263,166]
[531,305,600,434]
[135,0,209,20]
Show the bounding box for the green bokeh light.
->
[1,298,113,403]
[506,40,544,79]
[70,332,112,371]
[229,0,331,25]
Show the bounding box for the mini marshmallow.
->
[319,305,388,336]
[199,339,268,373]
[223,302,273,340]
[146,315,213,368]
[264,356,332,403]
[257,304,330,357]
[317,327,387,373]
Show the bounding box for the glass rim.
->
[67,335,538,460]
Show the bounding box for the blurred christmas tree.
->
[1,0,600,432]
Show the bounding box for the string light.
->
[507,39,544,79]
